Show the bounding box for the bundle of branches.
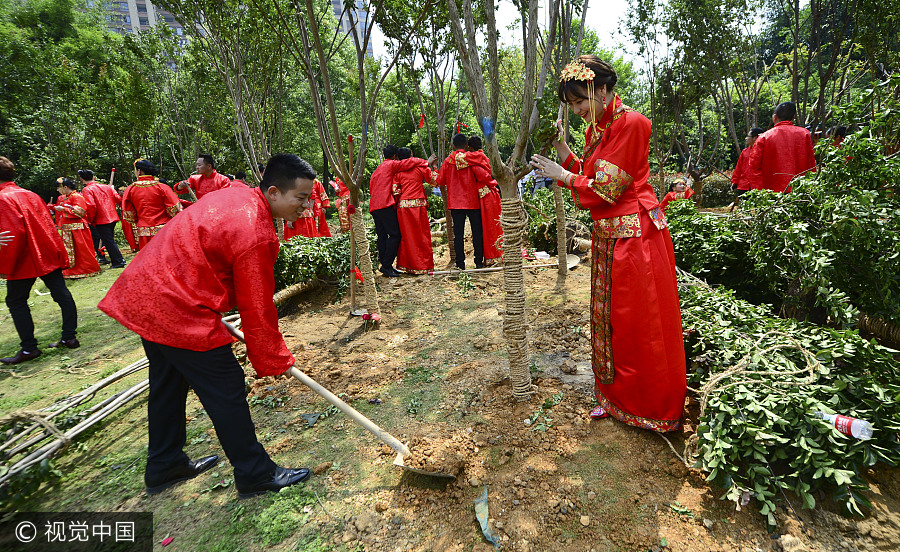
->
[274,231,377,292]
[0,360,150,508]
[680,279,900,525]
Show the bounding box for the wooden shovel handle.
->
[222,320,410,457]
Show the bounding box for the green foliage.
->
[667,111,900,327]
[682,283,900,524]
[274,229,378,293]
[521,187,592,255]
[0,458,63,510]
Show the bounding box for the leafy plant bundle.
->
[681,282,900,525]
[273,230,377,292]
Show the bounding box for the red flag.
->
[352,267,364,282]
[418,114,425,129]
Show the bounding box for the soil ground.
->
[2,235,899,552]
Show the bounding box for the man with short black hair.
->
[175,154,233,200]
[369,144,403,276]
[1,156,79,365]
[79,169,126,268]
[748,102,816,193]
[437,134,483,269]
[99,153,316,498]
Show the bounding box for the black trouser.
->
[6,268,77,351]
[141,339,277,487]
[450,209,484,269]
[91,221,125,265]
[371,207,401,270]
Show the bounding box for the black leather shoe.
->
[0,349,42,365]
[110,263,127,269]
[98,257,110,265]
[48,338,80,349]
[236,466,311,499]
[145,455,220,495]
[388,268,404,277]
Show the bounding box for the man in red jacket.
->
[99,153,315,498]
[174,154,233,201]
[0,157,79,364]
[369,144,403,277]
[747,102,816,193]
[79,169,126,268]
[436,134,483,269]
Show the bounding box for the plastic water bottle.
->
[815,411,874,440]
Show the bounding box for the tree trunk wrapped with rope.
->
[499,197,532,399]
[350,209,380,315]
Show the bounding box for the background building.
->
[331,0,374,57]
[103,1,187,47]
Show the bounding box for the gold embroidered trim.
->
[122,210,137,223]
[60,229,76,269]
[591,235,616,384]
[594,213,641,239]
[595,391,683,432]
[134,224,165,237]
[298,209,314,218]
[70,205,86,218]
[478,186,491,199]
[454,152,469,169]
[60,222,87,231]
[398,198,427,209]
[132,180,160,188]
[592,159,633,203]
[165,204,182,217]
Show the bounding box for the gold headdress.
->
[133,158,146,165]
[559,60,596,83]
[560,59,601,130]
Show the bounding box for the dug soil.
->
[248,244,900,552]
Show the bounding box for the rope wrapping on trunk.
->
[499,197,532,400]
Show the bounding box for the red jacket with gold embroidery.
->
[184,170,233,199]
[99,186,294,377]
[393,158,435,203]
[121,175,182,229]
[0,181,69,280]
[56,191,90,225]
[82,181,121,225]
[747,121,816,193]
[457,150,499,196]
[437,149,480,210]
[559,96,662,237]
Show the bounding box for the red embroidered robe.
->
[457,151,503,266]
[56,191,101,279]
[121,175,182,250]
[559,96,686,432]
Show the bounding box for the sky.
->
[369,1,635,65]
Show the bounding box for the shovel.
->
[222,320,454,479]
